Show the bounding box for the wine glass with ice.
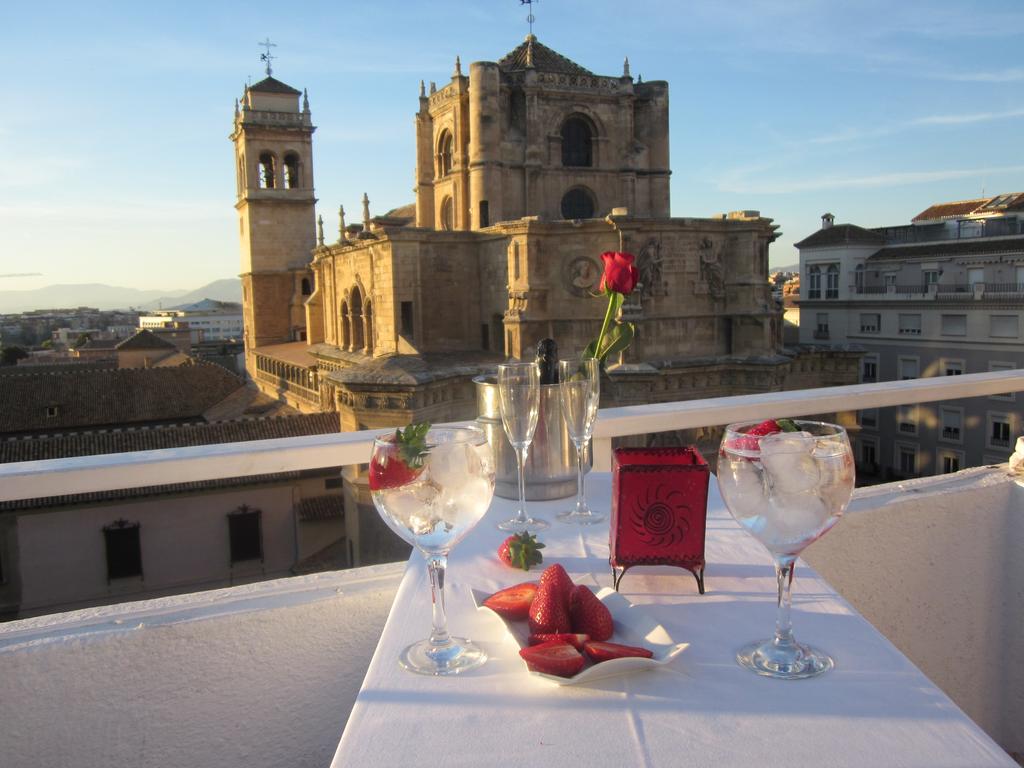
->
[717,420,855,679]
[370,424,495,675]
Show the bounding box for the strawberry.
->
[519,640,586,678]
[528,632,589,650]
[528,579,572,634]
[482,582,538,620]
[569,585,614,641]
[725,418,799,455]
[538,563,574,612]
[583,640,653,663]
[498,531,545,570]
[747,419,781,437]
[369,422,430,490]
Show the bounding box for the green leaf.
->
[777,418,800,433]
[597,322,634,361]
[396,422,431,467]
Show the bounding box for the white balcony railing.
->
[2,370,1023,504]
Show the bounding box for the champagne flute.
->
[717,420,855,679]
[557,357,603,524]
[496,361,548,531]
[369,425,495,675]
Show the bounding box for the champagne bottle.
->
[536,338,559,385]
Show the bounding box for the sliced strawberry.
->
[528,632,589,650]
[583,640,653,663]
[498,531,545,570]
[569,585,614,641]
[519,640,585,678]
[369,423,430,491]
[528,579,572,634]
[482,582,538,620]
[747,419,781,437]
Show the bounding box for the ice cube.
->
[426,442,477,490]
[765,490,829,547]
[760,432,819,493]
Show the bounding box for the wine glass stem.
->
[427,554,451,648]
[574,440,586,513]
[515,446,528,523]
[773,560,795,648]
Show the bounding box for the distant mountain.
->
[139,279,242,310]
[771,263,799,273]
[0,279,241,314]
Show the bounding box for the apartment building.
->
[797,194,1024,480]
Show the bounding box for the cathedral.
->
[231,35,857,431]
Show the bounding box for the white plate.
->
[472,586,688,686]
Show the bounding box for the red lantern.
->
[610,447,709,594]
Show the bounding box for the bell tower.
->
[231,66,317,361]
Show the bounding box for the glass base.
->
[398,637,487,676]
[557,508,604,525]
[736,638,834,680]
[497,515,549,532]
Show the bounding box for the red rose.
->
[599,251,639,295]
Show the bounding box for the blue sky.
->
[1,0,1022,291]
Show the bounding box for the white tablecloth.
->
[333,474,1013,767]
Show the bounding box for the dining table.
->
[331,472,1015,767]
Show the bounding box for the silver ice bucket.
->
[474,374,588,501]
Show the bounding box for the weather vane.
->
[520,0,538,36]
[258,37,277,76]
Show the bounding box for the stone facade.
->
[235,38,858,431]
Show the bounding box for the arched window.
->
[561,116,593,167]
[560,187,596,220]
[364,300,374,354]
[807,266,821,299]
[440,196,454,231]
[301,277,312,296]
[826,264,839,298]
[340,301,350,349]
[438,130,453,176]
[258,152,276,189]
[350,286,364,351]
[284,153,300,188]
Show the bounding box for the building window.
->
[859,439,877,468]
[858,408,878,429]
[814,313,829,339]
[968,267,985,287]
[923,270,939,286]
[560,187,596,220]
[897,405,918,435]
[854,264,865,293]
[807,266,821,299]
[938,450,962,474]
[987,413,1012,449]
[861,356,878,383]
[560,115,593,167]
[228,506,263,564]
[898,314,921,335]
[859,313,880,333]
[437,130,454,176]
[324,476,344,490]
[990,315,1018,338]
[884,273,897,288]
[898,356,919,380]
[103,520,142,581]
[283,153,301,188]
[897,443,918,476]
[944,359,964,376]
[301,277,312,296]
[940,407,963,443]
[440,196,454,231]
[989,361,1017,402]
[825,265,839,298]
[257,152,276,189]
[400,301,414,337]
[479,200,489,228]
[941,314,966,336]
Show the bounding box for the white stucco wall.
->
[0,564,403,768]
[804,467,1024,755]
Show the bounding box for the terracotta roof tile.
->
[865,235,1024,262]
[794,224,885,249]
[115,329,177,351]
[912,193,1024,221]
[0,362,245,435]
[498,36,594,76]
[295,494,345,522]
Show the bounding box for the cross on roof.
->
[520,0,538,36]
[258,37,277,76]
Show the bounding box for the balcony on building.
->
[1,372,1023,767]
